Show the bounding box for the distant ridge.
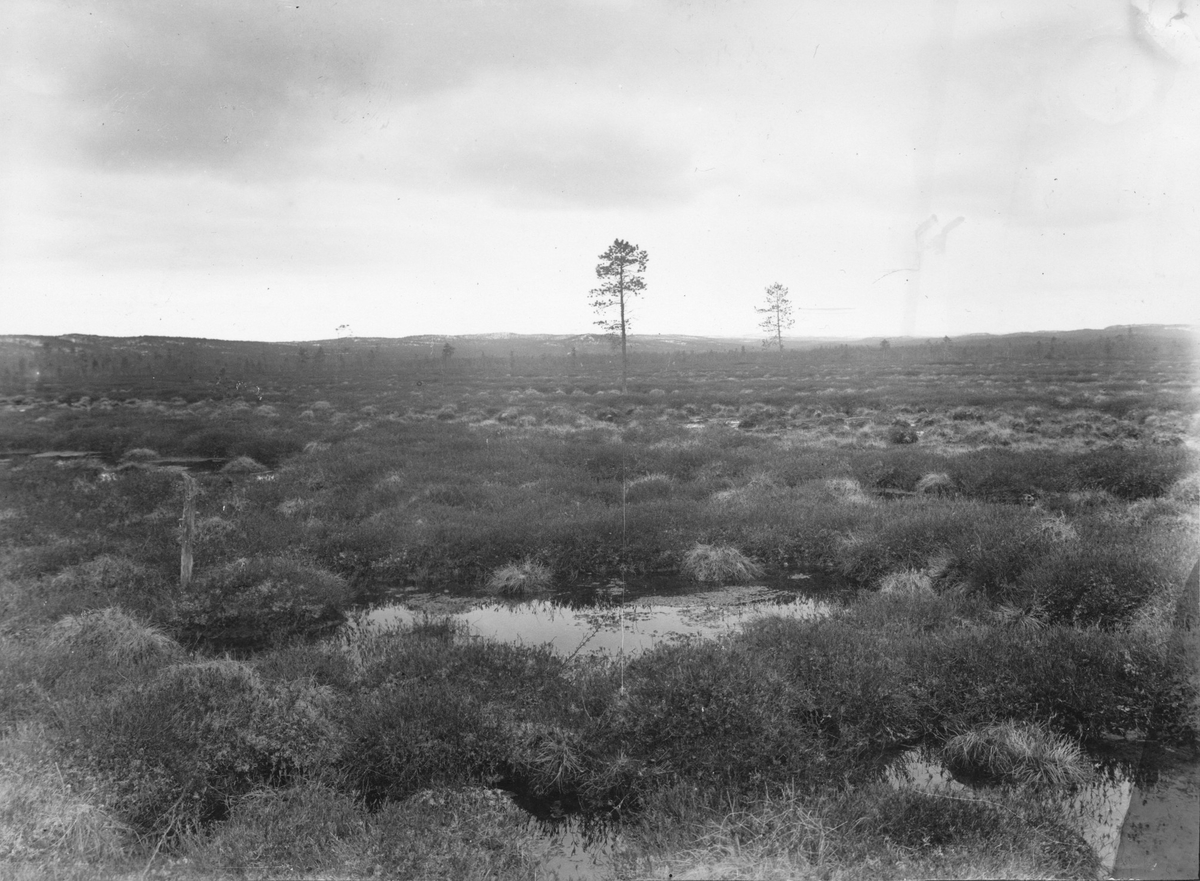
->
[0,324,1193,358]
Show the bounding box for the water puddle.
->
[344,579,836,657]
[1112,742,1200,880]
[524,817,618,881]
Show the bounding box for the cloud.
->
[454,127,695,208]
[14,0,675,178]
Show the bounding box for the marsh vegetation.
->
[1,335,1197,879]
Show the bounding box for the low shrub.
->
[32,554,167,620]
[1016,540,1174,627]
[188,782,365,875]
[66,659,339,836]
[0,723,133,868]
[175,556,354,648]
[251,641,358,690]
[365,788,544,880]
[1073,446,1196,500]
[681,544,763,583]
[338,682,508,805]
[596,641,828,809]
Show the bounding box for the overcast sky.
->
[2,0,1198,341]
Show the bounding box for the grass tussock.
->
[681,544,763,583]
[44,607,181,667]
[485,559,553,595]
[939,721,1091,789]
[878,567,935,596]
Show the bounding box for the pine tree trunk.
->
[619,266,628,393]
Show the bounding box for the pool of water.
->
[343,576,838,657]
[522,817,618,881]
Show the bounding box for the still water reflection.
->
[347,583,834,657]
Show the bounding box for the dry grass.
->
[681,544,763,584]
[486,559,553,595]
[915,471,955,496]
[878,568,935,596]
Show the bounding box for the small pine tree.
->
[589,239,648,393]
[756,283,794,351]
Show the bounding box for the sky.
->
[2,0,1198,342]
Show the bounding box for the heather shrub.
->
[175,556,354,649]
[0,723,133,867]
[37,554,167,619]
[1072,445,1196,499]
[365,789,543,879]
[189,782,365,875]
[251,641,358,690]
[596,641,827,809]
[67,659,339,835]
[338,682,508,804]
[1016,541,1175,627]
[740,595,1194,746]
[834,501,973,584]
[0,537,97,581]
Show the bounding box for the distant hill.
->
[0,325,1194,398]
[1,325,1195,362]
[293,325,1198,355]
